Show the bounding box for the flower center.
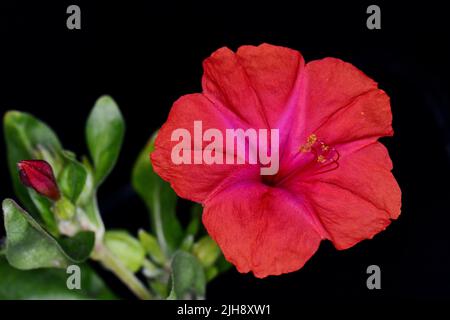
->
[261,133,340,188]
[299,134,340,174]
[261,174,278,187]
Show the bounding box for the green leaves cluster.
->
[1,95,124,299]
[0,256,114,300]
[1,95,231,300]
[131,133,231,299]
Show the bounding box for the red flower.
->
[151,43,401,278]
[17,160,60,201]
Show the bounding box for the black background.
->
[0,1,450,302]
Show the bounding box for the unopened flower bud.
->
[17,160,60,200]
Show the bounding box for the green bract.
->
[58,153,88,204]
[192,236,221,268]
[104,230,146,273]
[138,229,166,266]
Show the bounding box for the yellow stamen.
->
[307,134,317,145]
[300,134,317,153]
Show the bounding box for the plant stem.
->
[92,244,153,300]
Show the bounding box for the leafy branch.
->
[0,95,230,300]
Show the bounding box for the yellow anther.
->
[307,134,317,145]
[300,134,318,153]
[300,145,310,152]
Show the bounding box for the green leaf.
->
[2,199,95,270]
[149,280,169,299]
[3,111,62,215]
[132,132,183,255]
[0,256,115,299]
[58,153,88,203]
[205,266,219,281]
[3,199,70,269]
[86,95,125,186]
[0,239,6,255]
[186,204,203,237]
[168,251,206,300]
[205,254,231,281]
[192,236,221,268]
[104,230,145,273]
[58,232,96,263]
[77,157,95,206]
[215,254,232,275]
[180,234,194,252]
[138,229,166,266]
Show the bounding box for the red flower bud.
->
[17,160,60,200]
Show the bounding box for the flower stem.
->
[92,244,153,300]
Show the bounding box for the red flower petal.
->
[153,44,306,203]
[285,58,393,156]
[151,93,259,203]
[203,182,322,278]
[202,44,304,129]
[286,142,401,249]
